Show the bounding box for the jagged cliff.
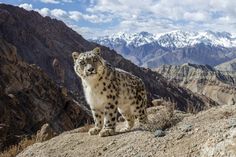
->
[0,39,92,151]
[156,63,236,105]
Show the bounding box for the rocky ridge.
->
[155,63,236,106]
[215,58,236,72]
[0,39,92,151]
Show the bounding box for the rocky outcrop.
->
[52,58,65,84]
[0,39,92,151]
[215,58,236,72]
[155,63,236,105]
[17,104,236,157]
[0,4,217,111]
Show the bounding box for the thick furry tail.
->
[138,94,148,124]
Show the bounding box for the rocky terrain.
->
[215,58,236,72]
[17,103,236,157]
[155,63,236,106]
[0,39,92,151]
[0,4,216,111]
[0,3,222,153]
[0,3,235,157]
[92,31,236,68]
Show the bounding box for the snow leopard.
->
[72,47,148,137]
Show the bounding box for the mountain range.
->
[92,31,236,69]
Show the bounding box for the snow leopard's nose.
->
[88,67,95,72]
[86,64,94,72]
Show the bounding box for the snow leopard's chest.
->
[82,80,114,109]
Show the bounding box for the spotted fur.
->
[72,47,148,137]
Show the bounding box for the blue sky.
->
[2,0,236,39]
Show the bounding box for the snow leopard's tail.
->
[138,90,148,124]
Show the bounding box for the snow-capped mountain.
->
[93,30,236,49]
[95,31,159,47]
[91,30,236,68]
[157,30,236,48]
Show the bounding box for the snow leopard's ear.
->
[93,47,101,56]
[72,52,80,62]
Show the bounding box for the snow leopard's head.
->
[72,47,106,80]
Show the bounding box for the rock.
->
[180,124,192,132]
[52,58,65,84]
[227,118,236,128]
[7,94,15,99]
[154,130,165,137]
[176,133,185,140]
[201,128,236,157]
[36,123,56,142]
[152,99,164,106]
[17,104,236,157]
[102,147,107,151]
[60,87,68,97]
[108,140,116,146]
[0,124,8,150]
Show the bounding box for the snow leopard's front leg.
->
[88,109,104,135]
[99,102,117,137]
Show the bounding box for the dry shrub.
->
[0,135,36,157]
[76,124,94,133]
[186,104,200,114]
[143,100,181,132]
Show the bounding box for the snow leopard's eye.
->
[79,60,86,66]
[92,57,98,62]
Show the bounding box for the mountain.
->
[0,39,92,151]
[93,30,236,49]
[215,58,236,72]
[92,31,236,68]
[156,30,236,48]
[0,4,216,111]
[155,63,236,106]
